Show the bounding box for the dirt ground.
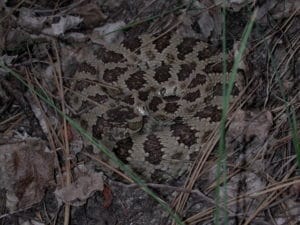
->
[0,0,299,225]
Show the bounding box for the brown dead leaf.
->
[257,0,299,24]
[70,2,107,29]
[0,138,54,212]
[256,0,278,21]
[42,16,83,36]
[190,0,223,42]
[4,29,32,52]
[102,184,113,208]
[197,11,215,39]
[91,21,125,45]
[54,165,103,206]
[18,8,47,32]
[271,0,300,19]
[220,171,266,215]
[228,110,273,144]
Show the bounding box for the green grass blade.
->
[214,8,257,225]
[264,40,300,170]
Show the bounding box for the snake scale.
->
[66,33,242,181]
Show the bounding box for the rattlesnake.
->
[66,33,243,181]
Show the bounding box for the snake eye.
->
[135,104,148,116]
[173,87,178,95]
[160,86,178,97]
[160,88,166,96]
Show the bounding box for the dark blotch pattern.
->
[106,106,137,122]
[164,102,179,113]
[122,36,142,52]
[144,134,163,165]
[80,119,89,131]
[88,94,109,104]
[148,96,163,112]
[103,67,127,83]
[74,79,95,92]
[162,95,181,102]
[204,62,223,74]
[92,116,107,140]
[113,137,133,164]
[197,46,219,61]
[188,73,207,88]
[177,38,199,60]
[171,122,197,147]
[203,61,233,74]
[77,62,97,75]
[153,33,172,53]
[183,89,200,102]
[177,62,196,81]
[77,100,97,113]
[122,95,135,105]
[94,45,125,63]
[212,83,223,96]
[154,63,172,82]
[125,71,146,90]
[138,90,150,102]
[194,105,221,122]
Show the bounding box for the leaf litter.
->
[0,0,299,224]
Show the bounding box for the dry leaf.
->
[91,21,126,44]
[54,165,104,206]
[228,110,273,144]
[271,0,300,19]
[197,11,215,39]
[0,138,54,211]
[256,0,278,20]
[220,172,266,214]
[70,2,107,28]
[42,16,83,36]
[17,8,46,32]
[102,184,113,208]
